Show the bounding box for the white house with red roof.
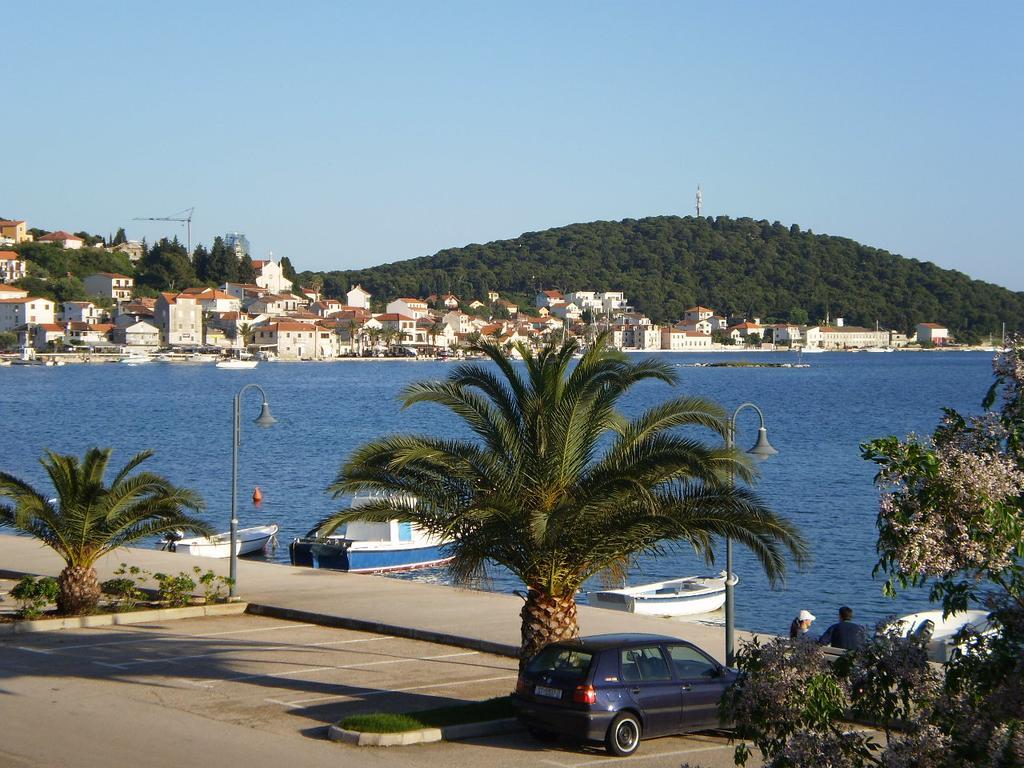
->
[84,272,134,302]
[683,306,715,324]
[661,327,713,350]
[253,321,335,359]
[0,284,28,299]
[535,289,564,308]
[386,298,429,319]
[442,310,475,336]
[37,231,84,249]
[181,287,242,314]
[112,320,160,351]
[0,296,55,331]
[347,284,372,310]
[60,301,105,325]
[66,322,115,348]
[916,323,950,346]
[29,323,67,351]
[0,251,27,283]
[251,257,293,294]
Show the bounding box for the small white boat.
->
[895,609,993,662]
[216,358,258,369]
[864,347,895,353]
[121,354,153,365]
[590,573,733,617]
[800,345,826,354]
[161,523,279,558]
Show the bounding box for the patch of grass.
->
[339,696,516,733]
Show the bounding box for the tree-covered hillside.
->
[302,216,1024,339]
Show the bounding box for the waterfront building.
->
[661,327,713,350]
[0,251,27,283]
[727,321,766,342]
[84,272,134,302]
[66,322,115,349]
[29,323,67,351]
[805,325,890,349]
[346,284,372,310]
[679,318,713,335]
[0,219,31,244]
[374,313,419,344]
[0,296,55,331]
[770,323,803,344]
[442,310,474,336]
[251,258,293,294]
[36,230,84,249]
[253,321,335,359]
[246,292,304,315]
[916,323,950,346]
[155,292,203,347]
[386,297,429,319]
[183,288,241,314]
[111,320,160,351]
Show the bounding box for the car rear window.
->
[526,646,594,682]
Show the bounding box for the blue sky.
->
[4,2,1022,289]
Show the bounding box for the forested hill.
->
[302,216,1024,338]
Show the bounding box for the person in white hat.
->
[789,609,816,639]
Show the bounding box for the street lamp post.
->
[725,402,777,667]
[230,383,276,598]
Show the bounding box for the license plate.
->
[535,685,562,699]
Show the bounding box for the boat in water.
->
[160,523,279,558]
[895,609,993,662]
[289,492,452,573]
[216,357,258,369]
[589,572,733,617]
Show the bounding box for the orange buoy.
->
[252,486,263,504]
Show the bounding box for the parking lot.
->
[0,613,745,768]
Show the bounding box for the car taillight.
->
[515,675,529,694]
[572,684,597,704]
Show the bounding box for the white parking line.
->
[269,673,519,707]
[197,651,479,686]
[20,622,308,653]
[95,635,399,669]
[538,742,734,768]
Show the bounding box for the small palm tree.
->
[324,336,807,663]
[0,448,210,615]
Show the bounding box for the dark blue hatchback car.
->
[512,633,736,756]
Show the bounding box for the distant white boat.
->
[895,609,993,662]
[216,358,258,369]
[160,524,279,558]
[864,347,894,353]
[800,346,826,354]
[590,573,733,617]
[121,353,153,365]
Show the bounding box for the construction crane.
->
[133,207,194,255]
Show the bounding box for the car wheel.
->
[527,726,559,743]
[605,712,642,756]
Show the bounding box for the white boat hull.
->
[163,524,278,558]
[895,609,992,661]
[590,574,731,617]
[216,359,258,369]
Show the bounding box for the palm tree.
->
[324,336,807,663]
[0,448,210,615]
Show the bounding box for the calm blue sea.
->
[0,351,995,635]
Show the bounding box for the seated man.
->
[818,606,867,651]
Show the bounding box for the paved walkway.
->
[0,533,757,661]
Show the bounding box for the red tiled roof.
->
[0,250,20,259]
[38,231,84,242]
[0,296,50,304]
[374,313,415,321]
[0,219,27,226]
[918,323,947,329]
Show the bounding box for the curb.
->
[0,602,248,635]
[245,603,520,658]
[327,718,521,746]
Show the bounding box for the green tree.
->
[0,331,18,351]
[137,237,196,292]
[279,256,297,282]
[192,243,212,283]
[0,448,210,615]
[237,254,257,284]
[207,236,238,285]
[788,307,809,325]
[323,336,807,662]
[111,228,128,246]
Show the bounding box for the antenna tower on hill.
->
[695,185,703,217]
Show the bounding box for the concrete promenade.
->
[0,533,756,660]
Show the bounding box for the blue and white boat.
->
[289,492,452,573]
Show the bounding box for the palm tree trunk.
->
[519,587,579,667]
[57,564,101,615]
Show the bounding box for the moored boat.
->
[894,609,993,662]
[289,492,452,573]
[216,358,258,369]
[589,573,733,617]
[160,523,279,558]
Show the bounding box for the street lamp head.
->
[254,401,277,427]
[747,427,778,460]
